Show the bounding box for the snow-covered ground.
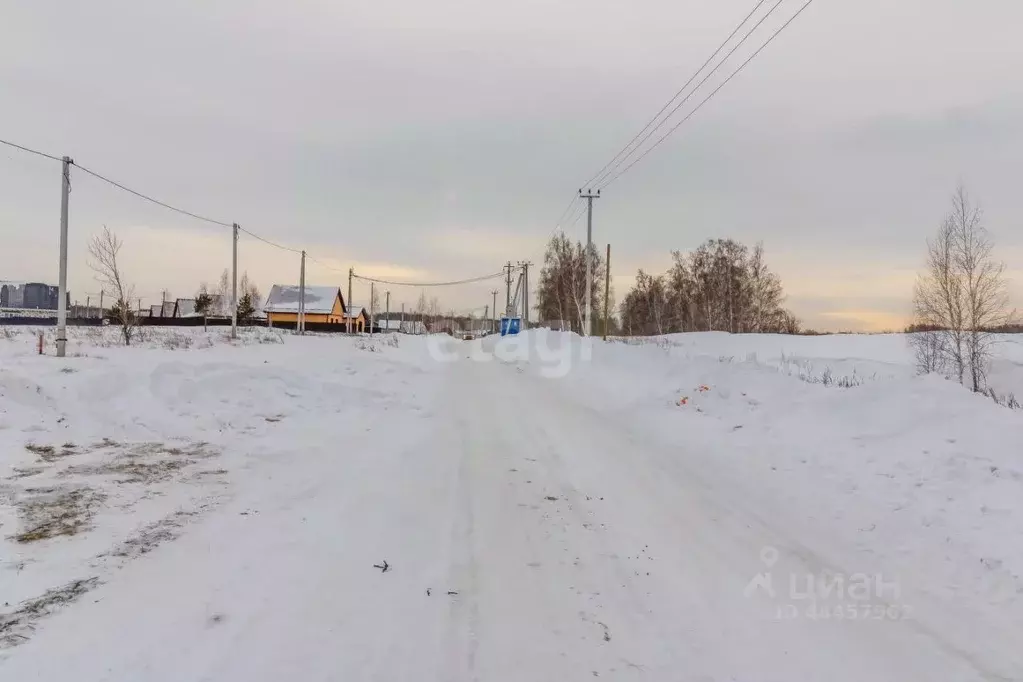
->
[1,326,1022,680]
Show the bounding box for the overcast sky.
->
[3,0,1022,330]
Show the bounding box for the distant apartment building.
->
[0,282,67,310]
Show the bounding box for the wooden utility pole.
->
[603,243,611,341]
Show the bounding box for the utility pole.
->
[579,189,600,337]
[519,261,532,329]
[161,289,168,317]
[491,289,498,333]
[231,223,239,340]
[99,290,104,321]
[385,290,390,332]
[56,156,72,358]
[603,243,611,341]
[299,250,307,335]
[401,302,405,332]
[369,281,375,334]
[504,261,513,316]
[347,267,353,334]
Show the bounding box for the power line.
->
[238,226,303,254]
[305,256,349,273]
[599,0,817,190]
[73,162,235,228]
[74,158,307,254]
[579,0,771,191]
[353,271,506,287]
[591,0,787,189]
[0,137,63,163]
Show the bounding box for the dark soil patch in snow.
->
[0,577,100,648]
[11,486,106,543]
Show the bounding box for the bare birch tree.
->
[911,186,1010,391]
[89,226,137,345]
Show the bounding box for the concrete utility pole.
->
[401,302,405,332]
[99,290,104,320]
[372,282,380,335]
[385,291,390,332]
[56,156,72,358]
[505,261,513,316]
[347,267,353,334]
[519,261,532,329]
[161,289,168,317]
[579,189,600,336]
[231,223,239,340]
[299,250,307,335]
[603,243,611,341]
[491,289,498,332]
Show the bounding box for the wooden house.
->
[264,285,366,331]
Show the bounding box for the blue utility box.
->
[500,317,521,336]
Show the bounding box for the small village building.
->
[264,285,366,331]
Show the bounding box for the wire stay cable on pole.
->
[599,0,817,190]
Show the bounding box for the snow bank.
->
[506,329,1023,651]
[1,326,439,651]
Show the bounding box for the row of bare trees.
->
[911,186,1013,393]
[620,239,799,336]
[535,234,610,334]
[88,226,263,345]
[195,271,261,322]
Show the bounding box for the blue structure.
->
[500,316,521,336]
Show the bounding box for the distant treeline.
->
[905,322,1023,334]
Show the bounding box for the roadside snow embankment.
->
[499,329,1023,647]
[0,327,438,651]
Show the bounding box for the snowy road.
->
[3,334,1021,680]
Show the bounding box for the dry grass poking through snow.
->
[103,506,216,560]
[11,486,107,543]
[60,440,218,485]
[0,578,100,647]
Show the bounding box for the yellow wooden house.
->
[263,284,366,331]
